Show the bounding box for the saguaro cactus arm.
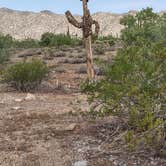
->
[82,9,100,38]
[65,11,83,29]
[92,20,100,36]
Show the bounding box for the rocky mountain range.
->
[0,8,164,40]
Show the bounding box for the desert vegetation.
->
[0,6,166,166]
[3,59,48,91]
[82,8,166,157]
[0,48,9,65]
[0,33,82,49]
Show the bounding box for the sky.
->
[0,0,165,14]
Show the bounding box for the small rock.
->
[15,98,23,102]
[25,93,36,101]
[78,148,83,153]
[0,100,5,104]
[25,112,31,117]
[113,161,118,165]
[12,107,21,110]
[64,123,77,131]
[74,160,88,166]
[109,155,118,161]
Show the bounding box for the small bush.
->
[3,59,48,91]
[82,8,166,156]
[14,39,40,48]
[0,49,9,64]
[94,43,105,55]
[97,35,116,46]
[40,33,81,47]
[0,34,14,48]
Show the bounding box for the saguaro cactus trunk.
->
[65,0,99,80]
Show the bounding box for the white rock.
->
[74,160,88,166]
[12,107,21,110]
[25,93,36,101]
[64,123,77,131]
[0,100,5,104]
[14,99,23,102]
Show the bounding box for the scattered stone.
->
[64,123,77,131]
[25,111,31,117]
[109,155,118,162]
[0,100,5,104]
[14,98,23,102]
[74,160,88,166]
[12,106,21,110]
[25,93,36,101]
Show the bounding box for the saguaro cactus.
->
[65,0,100,80]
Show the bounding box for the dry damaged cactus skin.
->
[65,0,100,80]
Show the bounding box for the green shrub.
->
[3,59,48,91]
[82,8,166,156]
[14,39,40,48]
[0,49,9,64]
[120,7,165,46]
[0,33,82,49]
[0,34,14,48]
[0,33,40,49]
[97,35,116,46]
[94,43,105,55]
[40,33,81,47]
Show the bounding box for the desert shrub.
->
[82,8,166,156]
[0,34,14,48]
[120,7,165,46]
[3,59,48,91]
[94,43,105,55]
[0,49,9,64]
[14,39,40,48]
[0,33,82,49]
[0,33,40,49]
[40,33,81,47]
[97,35,116,46]
[94,35,117,54]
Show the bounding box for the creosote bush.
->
[0,49,9,64]
[97,35,117,46]
[94,43,105,55]
[14,39,40,48]
[0,32,82,49]
[3,59,48,91]
[82,8,166,156]
[0,34,13,48]
[40,33,81,47]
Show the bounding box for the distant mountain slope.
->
[0,8,164,40]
